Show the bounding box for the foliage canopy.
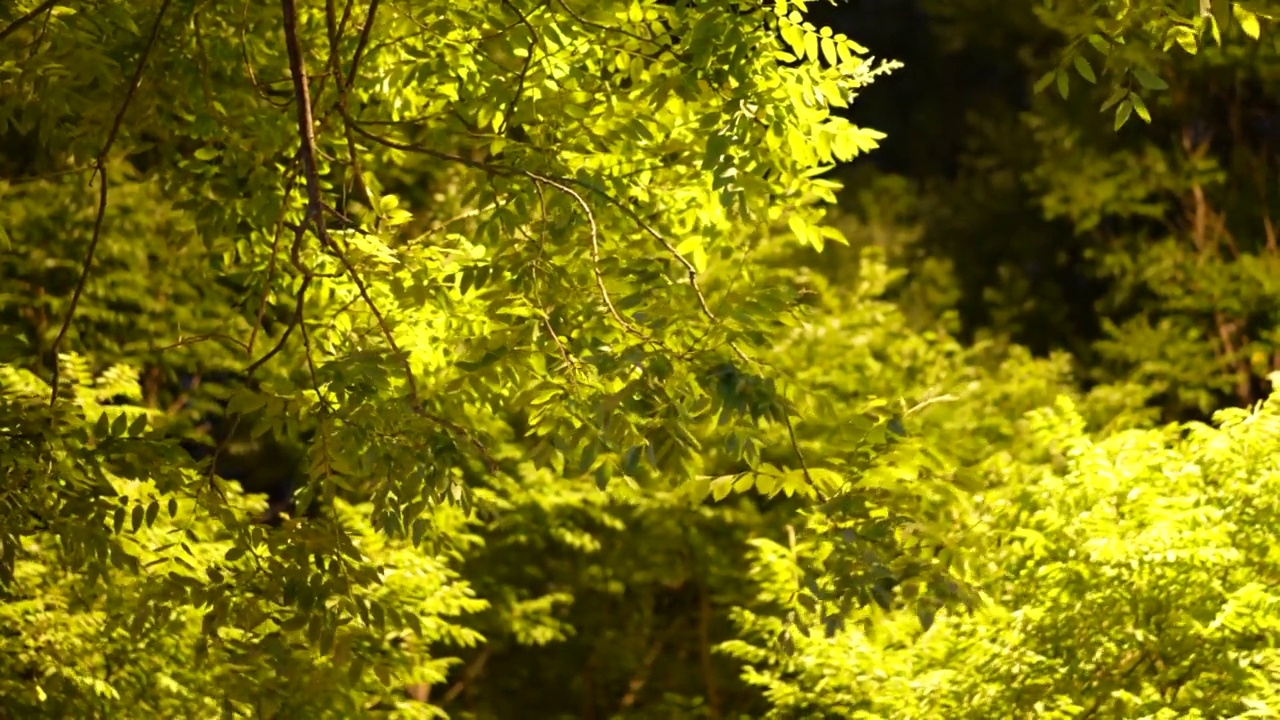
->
[5,0,1280,717]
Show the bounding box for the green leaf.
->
[1033,69,1055,94]
[1129,92,1151,123]
[226,389,267,416]
[803,30,819,62]
[1056,69,1069,99]
[1173,25,1200,54]
[1235,4,1262,38]
[787,215,811,247]
[820,37,837,65]
[686,476,712,503]
[1207,12,1222,44]
[347,658,366,684]
[781,22,805,57]
[1072,55,1096,83]
[1115,99,1133,129]
[710,476,735,502]
[1100,84,1128,111]
[1132,67,1169,91]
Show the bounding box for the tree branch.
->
[617,635,666,710]
[344,0,379,88]
[441,645,492,704]
[279,0,495,470]
[497,0,538,136]
[0,0,58,45]
[326,0,374,209]
[280,0,324,219]
[48,0,173,406]
[526,173,632,333]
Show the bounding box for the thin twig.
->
[0,0,58,44]
[517,220,579,377]
[240,0,293,108]
[248,164,301,355]
[418,204,497,240]
[48,0,173,406]
[552,0,672,59]
[350,121,507,174]
[344,0,380,88]
[326,0,375,210]
[298,303,333,414]
[780,410,813,488]
[527,174,631,332]
[246,275,311,376]
[24,0,54,58]
[497,0,538,135]
[0,164,93,186]
[156,333,251,353]
[441,645,492,704]
[324,233,418,399]
[618,635,666,710]
[349,121,725,364]
[333,0,358,47]
[905,393,959,416]
[192,10,218,116]
[558,175,718,322]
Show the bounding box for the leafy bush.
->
[726,382,1280,718]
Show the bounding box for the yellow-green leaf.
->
[1073,55,1096,83]
[1115,99,1133,130]
[1235,4,1261,39]
[1129,91,1151,123]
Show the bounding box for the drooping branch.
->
[247,163,300,355]
[246,274,312,376]
[349,123,688,348]
[345,119,823,484]
[556,173,718,322]
[48,0,173,406]
[325,0,374,209]
[277,0,495,470]
[527,173,630,333]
